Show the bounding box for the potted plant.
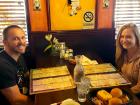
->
[44,34,60,56]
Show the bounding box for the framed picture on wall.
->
[49,0,96,31]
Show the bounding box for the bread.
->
[110,88,123,98]
[121,95,129,103]
[92,97,103,105]
[60,99,80,105]
[109,97,123,105]
[97,90,112,101]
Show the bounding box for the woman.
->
[116,23,140,104]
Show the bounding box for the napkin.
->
[81,55,98,65]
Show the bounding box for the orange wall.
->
[28,0,48,32]
[97,0,114,29]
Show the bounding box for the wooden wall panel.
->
[28,0,48,32]
[97,0,114,29]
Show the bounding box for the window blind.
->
[0,0,28,46]
[114,0,140,38]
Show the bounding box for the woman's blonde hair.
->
[116,23,140,67]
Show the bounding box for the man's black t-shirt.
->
[0,50,28,105]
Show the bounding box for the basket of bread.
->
[90,88,132,105]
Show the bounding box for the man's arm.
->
[1,85,34,105]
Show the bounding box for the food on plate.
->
[91,88,130,105]
[92,97,103,105]
[110,88,123,98]
[97,90,112,101]
[121,95,129,103]
[60,99,80,105]
[108,97,123,105]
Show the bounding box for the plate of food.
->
[50,99,80,105]
[88,88,133,105]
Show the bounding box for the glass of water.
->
[77,77,90,102]
[77,83,87,102]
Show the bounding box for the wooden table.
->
[34,88,93,105]
[32,55,133,105]
[32,55,98,105]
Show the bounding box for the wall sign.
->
[83,11,95,29]
[84,12,93,22]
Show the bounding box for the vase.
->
[50,46,60,57]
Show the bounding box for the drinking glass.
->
[77,77,90,102]
[59,42,66,58]
[77,83,87,102]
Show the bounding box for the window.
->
[0,0,28,46]
[114,0,140,37]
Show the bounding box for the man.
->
[0,25,34,105]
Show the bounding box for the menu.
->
[86,73,131,88]
[31,66,69,79]
[30,66,75,94]
[84,63,117,74]
[30,64,131,94]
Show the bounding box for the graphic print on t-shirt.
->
[16,63,28,95]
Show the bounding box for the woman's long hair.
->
[116,23,140,68]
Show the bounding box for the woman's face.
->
[120,28,137,50]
